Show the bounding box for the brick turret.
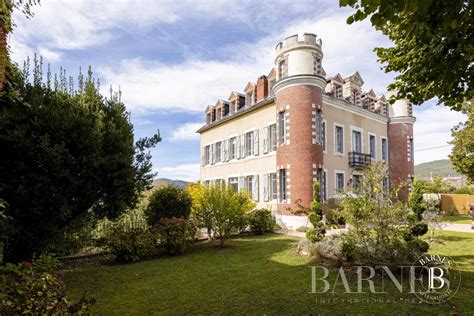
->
[387,95,415,202]
[273,33,326,215]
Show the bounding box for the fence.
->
[423,193,474,215]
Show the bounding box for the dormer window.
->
[246,91,254,107]
[206,113,211,125]
[335,84,343,98]
[211,108,216,122]
[223,103,230,116]
[269,79,276,96]
[352,89,361,107]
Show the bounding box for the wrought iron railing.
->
[349,152,371,168]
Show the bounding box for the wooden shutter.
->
[241,134,246,158]
[253,175,259,201]
[253,130,259,156]
[263,126,269,154]
[236,137,241,159]
[263,174,269,202]
[238,176,245,192]
[201,149,205,166]
[211,144,215,164]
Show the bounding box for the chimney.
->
[256,75,268,102]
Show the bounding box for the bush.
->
[0,260,94,314]
[305,182,326,243]
[154,217,196,255]
[31,254,61,273]
[192,184,255,247]
[248,209,274,235]
[411,223,429,237]
[106,228,155,263]
[145,186,192,225]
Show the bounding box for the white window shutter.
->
[253,175,259,201]
[241,134,246,158]
[201,149,205,166]
[263,174,269,201]
[254,130,259,156]
[263,126,268,154]
[210,144,215,164]
[223,140,228,162]
[221,141,225,162]
[236,137,241,159]
[238,176,245,192]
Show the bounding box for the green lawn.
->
[64,232,474,315]
[441,214,472,224]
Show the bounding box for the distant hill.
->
[153,178,190,188]
[415,159,461,179]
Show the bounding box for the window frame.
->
[381,137,388,161]
[279,169,287,201]
[278,111,286,145]
[334,123,345,156]
[368,133,376,160]
[335,171,345,193]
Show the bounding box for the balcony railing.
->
[349,152,371,168]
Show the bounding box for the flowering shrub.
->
[0,260,94,314]
[154,217,196,255]
[247,209,274,235]
[106,228,156,263]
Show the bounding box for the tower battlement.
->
[275,33,322,56]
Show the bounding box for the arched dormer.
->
[244,82,256,108]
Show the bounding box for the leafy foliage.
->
[153,217,196,255]
[0,60,160,262]
[105,227,155,263]
[192,184,255,247]
[340,0,473,110]
[305,181,326,243]
[145,186,192,225]
[338,162,429,264]
[450,104,474,182]
[247,209,274,235]
[0,258,94,314]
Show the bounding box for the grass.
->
[441,214,472,224]
[64,231,474,315]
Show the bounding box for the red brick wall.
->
[276,85,324,215]
[388,122,414,202]
[256,76,268,102]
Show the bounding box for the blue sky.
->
[9,0,466,181]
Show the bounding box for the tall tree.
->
[340,0,473,110]
[450,104,474,182]
[0,63,161,262]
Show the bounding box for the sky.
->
[9,0,466,181]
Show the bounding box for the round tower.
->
[273,33,326,216]
[387,93,416,202]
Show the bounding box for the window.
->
[335,125,344,154]
[279,169,287,201]
[409,138,414,162]
[318,169,327,202]
[322,121,326,151]
[369,134,376,159]
[245,176,253,193]
[335,84,343,98]
[229,137,237,160]
[215,142,222,162]
[352,174,362,189]
[223,103,230,116]
[382,178,389,195]
[270,173,277,200]
[352,130,362,153]
[244,175,259,201]
[228,177,238,192]
[315,110,323,145]
[246,131,254,156]
[269,124,277,152]
[381,138,388,161]
[203,180,211,187]
[335,173,344,192]
[278,112,286,145]
[246,91,253,107]
[278,60,286,79]
[204,145,211,165]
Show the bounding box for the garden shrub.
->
[338,162,429,265]
[192,184,255,247]
[106,228,155,263]
[154,217,197,255]
[305,182,326,243]
[316,235,343,261]
[145,186,192,225]
[248,209,274,235]
[0,260,94,314]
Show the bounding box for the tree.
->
[340,0,473,110]
[195,185,255,247]
[305,181,326,243]
[0,62,161,262]
[145,186,192,225]
[409,178,426,220]
[450,104,474,182]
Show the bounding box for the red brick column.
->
[276,85,324,214]
[388,121,415,202]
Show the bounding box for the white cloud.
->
[413,105,466,164]
[157,164,200,182]
[170,122,202,141]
